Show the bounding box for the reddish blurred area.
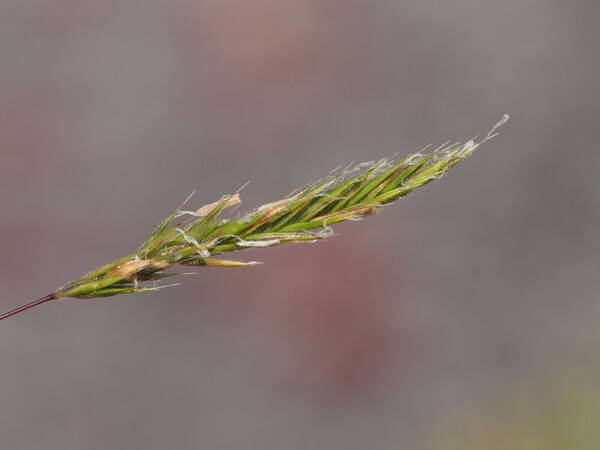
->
[0,83,67,175]
[169,0,386,154]
[208,233,401,398]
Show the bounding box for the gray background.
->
[1,1,599,449]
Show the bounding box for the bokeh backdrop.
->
[1,1,599,449]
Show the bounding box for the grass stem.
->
[0,293,57,321]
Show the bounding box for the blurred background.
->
[1,1,599,448]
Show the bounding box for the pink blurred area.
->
[170,0,386,155]
[1,1,600,449]
[208,234,398,398]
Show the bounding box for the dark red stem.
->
[0,293,57,321]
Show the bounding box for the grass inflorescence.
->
[0,116,508,320]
